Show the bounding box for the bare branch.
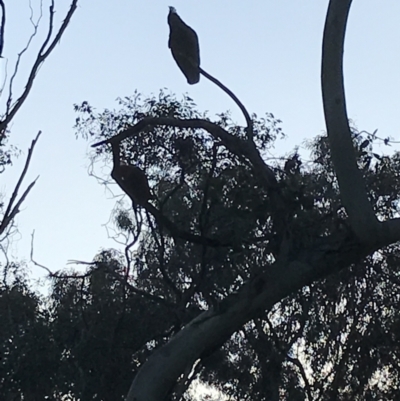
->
[0,0,78,135]
[321,0,378,241]
[199,67,253,140]
[93,117,278,191]
[0,131,41,236]
[0,1,5,58]
[5,0,43,116]
[0,178,38,235]
[30,230,55,276]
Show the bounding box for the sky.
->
[1,0,399,283]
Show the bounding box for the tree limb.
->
[0,0,78,136]
[199,67,253,140]
[0,0,5,58]
[98,117,293,251]
[321,0,378,242]
[5,0,44,117]
[93,117,278,191]
[126,231,376,401]
[0,132,41,236]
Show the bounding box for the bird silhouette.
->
[118,164,152,206]
[168,6,200,84]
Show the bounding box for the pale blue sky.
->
[1,1,399,278]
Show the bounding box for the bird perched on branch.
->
[167,6,200,84]
[118,164,152,206]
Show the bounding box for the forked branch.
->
[0,132,41,237]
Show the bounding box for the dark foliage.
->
[2,93,400,400]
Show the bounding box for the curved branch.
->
[200,67,253,140]
[93,117,278,191]
[321,0,377,241]
[126,231,374,401]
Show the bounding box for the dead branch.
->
[5,0,43,116]
[0,0,78,136]
[30,230,55,276]
[0,131,41,237]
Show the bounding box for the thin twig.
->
[30,230,54,276]
[5,0,43,116]
[172,359,202,401]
